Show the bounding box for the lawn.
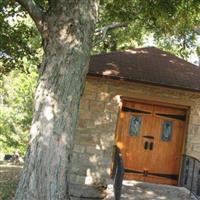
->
[0,161,22,200]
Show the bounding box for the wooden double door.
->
[115,100,187,185]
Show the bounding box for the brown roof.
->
[88,47,200,92]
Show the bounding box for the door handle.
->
[144,141,149,150]
[143,135,154,139]
[144,141,154,150]
[149,142,154,150]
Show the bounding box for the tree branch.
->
[194,28,200,35]
[16,0,45,35]
[93,22,128,46]
[95,22,128,33]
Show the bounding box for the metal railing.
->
[111,150,200,200]
[180,154,200,199]
[112,145,124,200]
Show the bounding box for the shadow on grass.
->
[0,162,23,200]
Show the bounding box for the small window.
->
[129,115,141,136]
[161,121,173,141]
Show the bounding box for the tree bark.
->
[14,1,99,199]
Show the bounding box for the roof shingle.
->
[88,47,200,92]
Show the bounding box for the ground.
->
[0,161,23,200]
[0,162,197,200]
[106,180,197,200]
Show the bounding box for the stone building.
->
[69,47,200,199]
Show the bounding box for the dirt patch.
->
[0,161,23,200]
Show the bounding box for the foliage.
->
[1,0,200,71]
[0,0,42,74]
[0,1,41,155]
[0,69,38,154]
[94,0,200,59]
[0,0,200,154]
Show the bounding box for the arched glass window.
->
[129,115,141,136]
[161,121,173,141]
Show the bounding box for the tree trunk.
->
[14,1,98,200]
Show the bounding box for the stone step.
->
[105,180,197,200]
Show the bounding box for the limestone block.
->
[70,165,86,176]
[94,113,112,126]
[90,101,105,112]
[191,115,200,125]
[86,81,108,92]
[192,125,200,136]
[85,81,98,92]
[105,102,119,113]
[69,184,106,199]
[96,92,111,102]
[97,158,112,169]
[190,103,200,115]
[83,91,97,100]
[69,174,86,185]
[94,166,111,177]
[86,146,104,155]
[191,151,200,160]
[78,118,95,129]
[79,99,90,110]
[74,77,200,188]
[193,144,200,152]
[99,134,115,149]
[72,153,99,168]
[79,109,92,120]
[189,128,200,144]
[70,197,88,200]
[75,133,99,146]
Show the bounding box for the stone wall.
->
[69,76,200,199]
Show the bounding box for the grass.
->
[0,161,23,200]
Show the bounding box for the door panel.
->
[144,114,185,185]
[115,100,186,185]
[154,105,186,115]
[116,102,154,181]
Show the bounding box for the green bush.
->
[0,69,38,155]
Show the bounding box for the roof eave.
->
[87,73,200,93]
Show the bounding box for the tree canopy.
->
[0,69,37,154]
[0,0,42,74]
[1,0,200,75]
[95,0,200,57]
[0,1,200,199]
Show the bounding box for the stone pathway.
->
[105,180,197,200]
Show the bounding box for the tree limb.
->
[93,22,128,46]
[16,0,45,35]
[95,22,128,33]
[194,28,200,35]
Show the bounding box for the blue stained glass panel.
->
[161,121,173,141]
[129,115,141,136]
